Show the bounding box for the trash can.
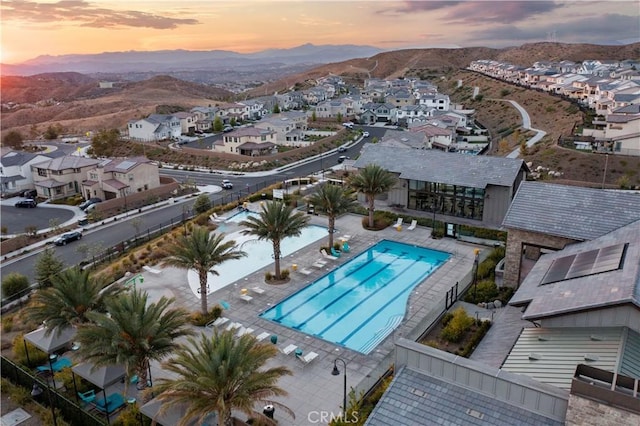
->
[263,405,275,419]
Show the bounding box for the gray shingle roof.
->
[502,182,640,240]
[365,367,563,426]
[353,144,526,188]
[509,219,640,318]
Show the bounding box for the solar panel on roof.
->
[118,160,136,170]
[541,243,627,285]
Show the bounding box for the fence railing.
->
[1,356,106,426]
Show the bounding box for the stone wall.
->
[503,228,577,287]
[565,394,640,426]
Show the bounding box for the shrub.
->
[12,334,48,367]
[265,271,273,281]
[458,320,492,358]
[113,404,152,426]
[193,194,212,214]
[441,312,454,326]
[476,258,497,280]
[464,280,499,304]
[2,315,14,332]
[2,272,30,299]
[188,306,221,327]
[55,367,93,394]
[441,307,474,343]
[280,268,290,279]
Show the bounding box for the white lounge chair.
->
[239,294,253,303]
[296,351,319,366]
[251,286,265,295]
[312,260,327,269]
[210,212,226,223]
[320,249,338,261]
[394,217,404,227]
[299,267,313,275]
[340,235,352,242]
[225,322,241,332]
[255,332,270,342]
[280,344,298,355]
[407,220,417,231]
[236,327,254,337]
[206,316,229,329]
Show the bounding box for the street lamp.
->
[473,248,480,302]
[331,358,347,415]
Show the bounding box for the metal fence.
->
[1,356,106,426]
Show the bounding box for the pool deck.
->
[136,208,486,425]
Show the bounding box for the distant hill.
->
[0,44,385,76]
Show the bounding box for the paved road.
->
[503,100,547,159]
[0,202,77,235]
[0,127,382,284]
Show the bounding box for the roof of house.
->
[31,155,100,171]
[509,218,640,319]
[613,104,640,114]
[227,127,275,137]
[501,327,634,390]
[502,182,640,240]
[35,178,66,188]
[102,179,129,190]
[237,141,275,150]
[1,151,37,166]
[366,367,563,426]
[102,157,150,172]
[353,144,526,189]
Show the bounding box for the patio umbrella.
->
[140,397,217,426]
[71,362,126,423]
[23,326,76,368]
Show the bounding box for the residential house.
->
[213,127,276,156]
[359,103,395,124]
[0,149,64,196]
[82,157,160,201]
[172,111,198,135]
[378,130,430,149]
[408,123,455,150]
[393,104,435,126]
[417,93,450,111]
[353,144,528,228]
[215,102,250,124]
[255,111,308,146]
[127,114,181,142]
[31,155,101,200]
[314,100,349,119]
[239,99,266,120]
[190,106,217,131]
[582,104,640,156]
[385,88,416,107]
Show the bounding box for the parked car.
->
[338,146,347,153]
[221,179,233,189]
[342,122,354,129]
[223,126,234,133]
[362,131,370,138]
[338,155,349,163]
[79,197,102,211]
[15,199,37,208]
[22,189,37,198]
[54,231,82,246]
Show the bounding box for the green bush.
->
[464,280,499,304]
[457,320,492,357]
[280,268,290,279]
[193,194,212,214]
[477,258,497,280]
[12,334,49,367]
[441,312,454,326]
[2,272,30,299]
[112,404,152,426]
[188,306,222,327]
[2,315,14,332]
[441,307,474,343]
[55,368,93,395]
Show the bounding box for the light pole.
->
[331,358,347,415]
[473,248,480,302]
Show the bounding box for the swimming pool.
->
[225,210,260,223]
[186,223,328,297]
[260,240,450,354]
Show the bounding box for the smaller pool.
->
[225,210,260,223]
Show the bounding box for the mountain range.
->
[1,44,385,76]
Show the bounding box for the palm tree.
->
[307,184,356,249]
[152,330,294,426]
[240,201,309,280]
[163,226,246,314]
[348,164,397,228]
[26,267,123,336]
[76,289,192,391]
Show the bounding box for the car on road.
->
[342,122,354,129]
[338,155,349,163]
[362,131,370,138]
[15,199,37,208]
[338,146,347,152]
[221,179,233,189]
[79,197,102,211]
[223,126,234,133]
[54,231,82,246]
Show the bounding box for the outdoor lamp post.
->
[473,248,480,301]
[331,358,347,415]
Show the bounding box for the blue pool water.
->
[260,240,450,354]
[225,210,260,223]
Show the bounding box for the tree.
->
[348,164,397,228]
[43,125,60,140]
[272,104,281,113]
[213,116,223,132]
[2,130,24,148]
[90,129,120,157]
[307,184,356,249]
[193,194,212,214]
[240,201,309,280]
[229,117,237,127]
[26,267,123,335]
[77,290,192,392]
[163,227,246,314]
[34,248,64,288]
[153,330,294,426]
[2,273,30,300]
[311,110,317,122]
[336,112,343,123]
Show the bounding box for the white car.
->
[221,179,233,189]
[342,122,354,129]
[362,131,370,138]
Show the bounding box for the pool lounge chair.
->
[206,316,229,329]
[36,357,72,373]
[251,286,265,295]
[330,247,342,258]
[407,219,417,231]
[94,393,126,415]
[210,212,227,223]
[298,267,313,275]
[395,217,404,227]
[312,260,327,269]
[225,322,242,332]
[340,235,352,242]
[239,293,253,302]
[255,332,271,342]
[236,326,254,337]
[296,351,319,367]
[280,343,298,355]
[78,389,96,407]
[321,249,338,261]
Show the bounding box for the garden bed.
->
[419,307,492,358]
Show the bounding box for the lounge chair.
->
[330,247,342,258]
[394,217,404,227]
[255,332,270,342]
[342,242,351,253]
[407,219,417,231]
[312,260,327,269]
[78,389,96,406]
[94,393,126,415]
[251,286,265,295]
[206,316,229,329]
[225,322,241,332]
[280,343,298,355]
[340,235,352,242]
[299,267,313,275]
[239,293,253,303]
[210,212,226,223]
[321,249,338,261]
[296,351,319,366]
[36,357,72,373]
[236,326,254,337]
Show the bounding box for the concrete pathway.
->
[498,99,548,159]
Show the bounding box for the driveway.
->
[1,198,80,235]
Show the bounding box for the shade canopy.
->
[140,398,217,426]
[24,326,76,354]
[72,362,126,389]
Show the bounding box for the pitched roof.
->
[1,151,37,166]
[353,144,526,188]
[509,219,640,319]
[502,182,640,240]
[31,155,100,171]
[366,367,564,426]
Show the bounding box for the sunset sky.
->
[1,0,639,64]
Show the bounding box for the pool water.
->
[225,210,260,223]
[187,224,328,297]
[260,240,450,354]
